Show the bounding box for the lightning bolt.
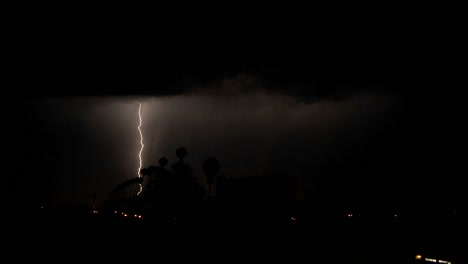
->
[137,102,144,196]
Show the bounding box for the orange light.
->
[415,255,422,260]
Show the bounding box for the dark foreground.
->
[7,207,463,264]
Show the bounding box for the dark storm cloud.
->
[15,73,407,208]
[26,62,396,103]
[141,72,396,105]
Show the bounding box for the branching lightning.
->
[137,102,144,196]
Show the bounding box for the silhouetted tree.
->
[152,156,173,218]
[176,146,188,160]
[158,156,168,167]
[203,157,220,197]
[169,147,206,222]
[139,157,174,220]
[141,165,157,193]
[215,174,227,197]
[172,146,192,179]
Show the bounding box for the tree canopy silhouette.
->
[203,157,220,197]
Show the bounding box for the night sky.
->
[8,17,465,214]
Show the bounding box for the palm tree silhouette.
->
[158,156,168,168]
[203,157,220,197]
[176,147,188,160]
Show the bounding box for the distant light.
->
[290,217,296,222]
[138,215,142,219]
[124,214,128,217]
[115,211,118,214]
[415,255,422,260]
[394,214,397,218]
[134,214,138,217]
[422,258,451,264]
[347,214,353,218]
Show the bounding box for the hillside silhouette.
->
[10,146,463,263]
